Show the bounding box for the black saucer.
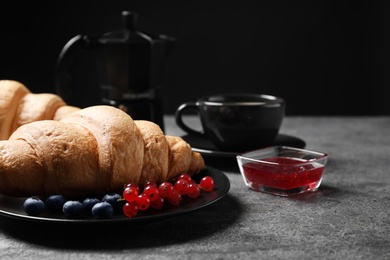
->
[182,133,306,158]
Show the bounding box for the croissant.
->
[0,80,81,140]
[0,105,205,197]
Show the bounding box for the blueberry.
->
[23,197,45,216]
[62,200,84,218]
[91,201,113,219]
[102,193,123,213]
[45,194,66,213]
[82,197,100,214]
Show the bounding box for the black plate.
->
[182,133,306,158]
[0,166,230,226]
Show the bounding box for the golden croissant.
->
[0,84,205,197]
[0,79,81,140]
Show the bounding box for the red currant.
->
[158,182,174,199]
[143,185,160,202]
[123,202,138,218]
[187,183,201,198]
[150,196,165,210]
[123,186,139,202]
[174,178,189,195]
[144,180,156,188]
[178,173,192,182]
[199,176,215,192]
[135,193,151,210]
[124,183,140,194]
[168,189,182,205]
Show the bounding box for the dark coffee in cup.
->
[175,93,285,152]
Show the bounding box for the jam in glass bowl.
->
[237,146,328,196]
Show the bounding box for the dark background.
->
[0,0,389,115]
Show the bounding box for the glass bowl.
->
[236,146,328,196]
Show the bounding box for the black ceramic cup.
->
[175,93,285,152]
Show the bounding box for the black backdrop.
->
[0,0,389,115]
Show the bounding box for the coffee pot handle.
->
[55,34,98,103]
[175,102,205,138]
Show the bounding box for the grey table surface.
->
[0,115,389,260]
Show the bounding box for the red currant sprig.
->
[121,174,215,218]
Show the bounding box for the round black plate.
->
[182,133,306,158]
[0,166,230,226]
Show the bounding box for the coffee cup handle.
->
[175,102,205,138]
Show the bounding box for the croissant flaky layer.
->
[0,79,81,140]
[0,105,205,197]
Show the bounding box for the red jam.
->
[242,157,324,190]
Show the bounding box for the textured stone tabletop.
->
[0,116,389,260]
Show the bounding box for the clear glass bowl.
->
[236,146,328,196]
